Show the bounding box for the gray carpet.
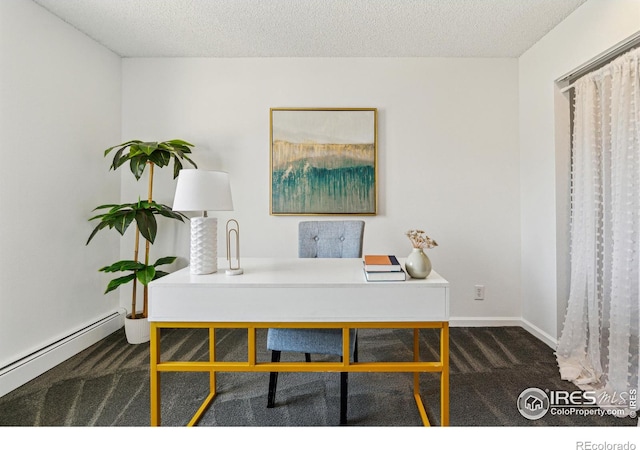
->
[0,326,637,427]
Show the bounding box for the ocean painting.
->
[270,108,377,215]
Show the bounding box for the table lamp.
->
[172,169,233,274]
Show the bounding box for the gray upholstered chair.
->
[266,220,365,425]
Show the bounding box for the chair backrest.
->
[298,221,365,258]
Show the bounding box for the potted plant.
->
[87,140,197,343]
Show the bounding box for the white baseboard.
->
[0,311,124,398]
[450,316,558,349]
[449,316,524,327]
[520,318,558,349]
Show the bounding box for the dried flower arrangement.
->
[406,229,438,249]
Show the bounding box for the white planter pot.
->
[124,314,150,344]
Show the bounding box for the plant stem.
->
[131,225,140,320]
[147,162,154,204]
[142,162,155,318]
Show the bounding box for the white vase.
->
[405,248,432,279]
[124,313,150,344]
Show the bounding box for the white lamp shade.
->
[172,169,233,212]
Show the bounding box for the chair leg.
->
[339,333,355,424]
[340,371,348,425]
[339,332,356,424]
[268,349,348,423]
[267,350,281,408]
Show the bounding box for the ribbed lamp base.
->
[190,217,217,275]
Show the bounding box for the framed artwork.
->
[270,108,377,215]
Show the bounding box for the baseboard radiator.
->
[0,311,124,398]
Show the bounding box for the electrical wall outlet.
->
[474,285,485,300]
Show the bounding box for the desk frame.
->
[150,320,449,427]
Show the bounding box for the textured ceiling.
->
[31,0,588,58]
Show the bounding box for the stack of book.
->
[363,255,406,281]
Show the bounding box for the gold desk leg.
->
[150,323,161,426]
[413,328,430,426]
[441,323,450,426]
[342,327,350,367]
[187,327,217,427]
[413,328,420,395]
[210,327,216,396]
[248,327,256,366]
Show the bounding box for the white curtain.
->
[557,46,640,419]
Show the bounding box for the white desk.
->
[148,257,450,426]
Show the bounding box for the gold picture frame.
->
[270,107,377,215]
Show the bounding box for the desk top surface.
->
[150,257,449,288]
[149,258,449,322]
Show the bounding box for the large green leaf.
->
[154,203,187,221]
[149,150,171,168]
[112,150,130,171]
[86,221,109,245]
[180,153,197,169]
[153,270,170,280]
[109,147,125,171]
[154,256,177,267]
[91,203,122,212]
[135,209,157,243]
[137,142,159,156]
[136,265,156,286]
[166,139,194,147]
[112,210,136,235]
[104,273,136,294]
[129,155,147,180]
[172,157,183,179]
[99,260,145,273]
[104,140,140,157]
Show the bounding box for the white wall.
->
[519,0,640,341]
[122,57,521,321]
[0,0,121,380]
